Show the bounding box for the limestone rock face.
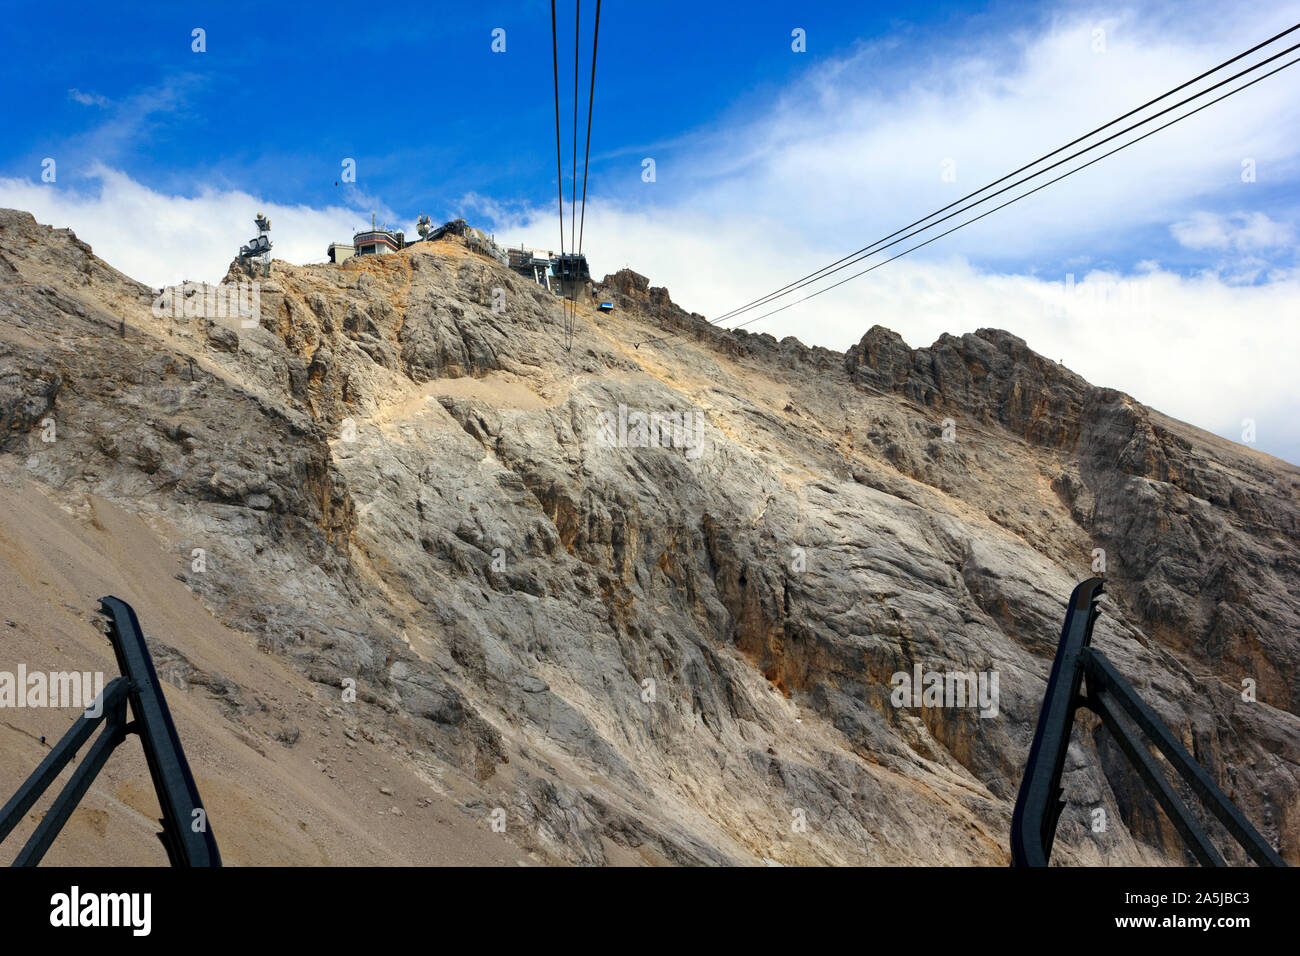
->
[0,206,1296,865]
[845,324,1300,718]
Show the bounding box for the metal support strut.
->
[0,597,221,866]
[1011,577,1284,867]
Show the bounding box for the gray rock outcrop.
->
[1,207,1295,865]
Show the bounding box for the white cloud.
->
[67,89,109,108]
[602,6,1300,268]
[1171,211,1296,250]
[0,164,379,287]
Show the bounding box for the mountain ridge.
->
[1,208,1295,865]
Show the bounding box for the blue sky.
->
[2,1,1025,220]
[2,0,1298,462]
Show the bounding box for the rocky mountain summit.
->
[1,207,1296,865]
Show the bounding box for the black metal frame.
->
[1011,577,1284,866]
[552,252,591,283]
[0,596,220,866]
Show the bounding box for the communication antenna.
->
[238,211,273,277]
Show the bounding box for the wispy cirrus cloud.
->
[67,88,109,108]
[56,74,210,167]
